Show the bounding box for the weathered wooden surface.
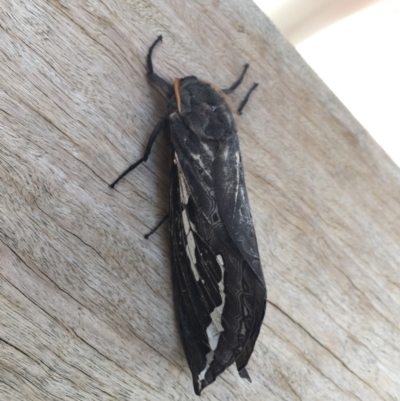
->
[1,1,400,400]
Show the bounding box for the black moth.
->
[111,36,267,395]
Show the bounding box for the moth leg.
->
[110,120,164,188]
[147,35,173,96]
[237,83,259,115]
[144,212,169,239]
[223,64,249,94]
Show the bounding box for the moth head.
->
[171,77,236,140]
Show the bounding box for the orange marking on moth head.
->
[174,78,182,113]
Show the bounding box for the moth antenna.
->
[147,35,163,75]
[237,83,258,115]
[147,35,173,96]
[223,64,249,94]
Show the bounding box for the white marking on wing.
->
[198,254,226,383]
[191,153,212,179]
[175,154,200,281]
[201,142,213,158]
[198,351,214,385]
[191,153,205,169]
[182,211,200,281]
[233,151,240,213]
[177,167,190,205]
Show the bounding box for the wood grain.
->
[1,1,400,400]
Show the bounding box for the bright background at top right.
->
[254,0,400,166]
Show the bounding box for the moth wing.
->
[171,112,264,286]
[170,140,266,394]
[212,133,265,285]
[211,133,267,373]
[170,154,229,394]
